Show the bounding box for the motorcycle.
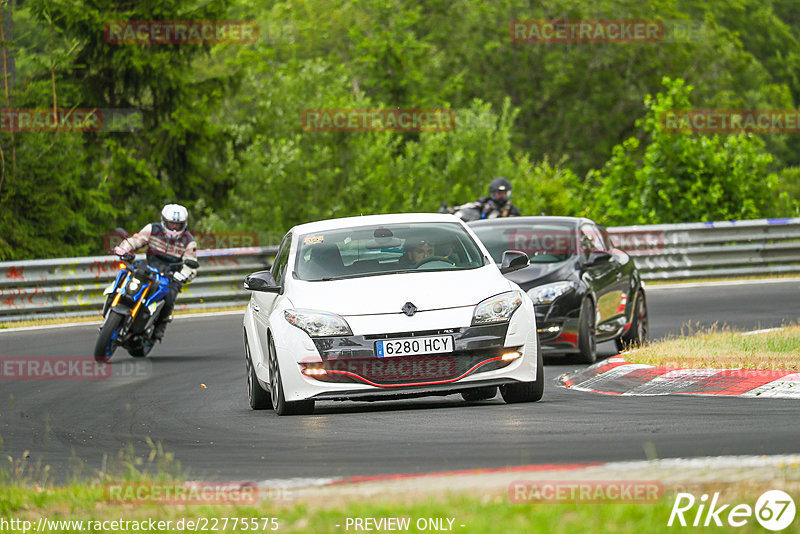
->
[94,254,182,362]
[439,201,482,222]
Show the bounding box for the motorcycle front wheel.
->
[94,311,125,362]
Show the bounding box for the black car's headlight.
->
[527,281,575,305]
[472,291,523,325]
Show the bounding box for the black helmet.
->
[488,177,512,206]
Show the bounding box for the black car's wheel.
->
[615,290,649,352]
[500,341,544,403]
[267,335,314,416]
[461,386,498,402]
[576,297,597,364]
[245,331,271,410]
[94,311,125,362]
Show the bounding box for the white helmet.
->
[161,204,189,239]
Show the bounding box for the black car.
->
[469,216,648,363]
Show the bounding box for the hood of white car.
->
[289,265,512,316]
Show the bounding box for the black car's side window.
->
[271,233,292,286]
[579,225,605,257]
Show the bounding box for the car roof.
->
[291,213,465,235]
[468,216,590,228]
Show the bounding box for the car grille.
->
[301,349,511,386]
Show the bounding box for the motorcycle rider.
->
[441,177,521,220]
[113,204,198,341]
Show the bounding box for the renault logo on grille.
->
[402,302,417,316]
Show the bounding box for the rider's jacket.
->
[117,223,198,281]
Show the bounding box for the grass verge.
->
[3,443,799,532]
[2,482,793,533]
[624,325,800,370]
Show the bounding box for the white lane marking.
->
[0,309,245,333]
[646,278,800,290]
[741,327,784,336]
[258,478,338,489]
[598,453,800,471]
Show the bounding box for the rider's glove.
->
[172,271,188,284]
[113,246,128,256]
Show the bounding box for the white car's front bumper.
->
[253,300,539,403]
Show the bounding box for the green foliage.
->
[3,0,800,259]
[585,77,788,225]
[0,133,114,260]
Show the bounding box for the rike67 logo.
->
[668,490,796,531]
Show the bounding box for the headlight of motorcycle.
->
[527,281,575,305]
[472,291,523,325]
[284,309,353,337]
[127,278,140,293]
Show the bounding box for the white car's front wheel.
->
[500,342,544,403]
[245,331,271,410]
[268,335,315,416]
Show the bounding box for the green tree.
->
[585,77,790,225]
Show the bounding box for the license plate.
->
[375,335,454,358]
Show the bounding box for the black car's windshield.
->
[472,222,577,264]
[295,222,485,281]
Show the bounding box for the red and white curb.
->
[558,357,800,399]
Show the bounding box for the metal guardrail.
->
[1,217,799,322]
[607,217,800,280]
[0,247,277,322]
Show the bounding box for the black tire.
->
[127,336,154,358]
[94,311,125,362]
[500,341,544,403]
[461,386,498,402]
[576,297,597,364]
[615,290,649,353]
[244,331,272,410]
[267,335,314,416]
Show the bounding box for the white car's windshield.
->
[472,222,577,264]
[295,222,486,281]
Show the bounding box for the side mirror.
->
[586,251,612,266]
[244,270,280,293]
[500,250,529,274]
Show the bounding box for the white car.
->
[242,213,543,415]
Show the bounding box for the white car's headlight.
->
[527,281,575,305]
[284,309,353,337]
[472,291,523,325]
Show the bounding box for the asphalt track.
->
[1,279,799,482]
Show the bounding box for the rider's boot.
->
[152,317,168,341]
